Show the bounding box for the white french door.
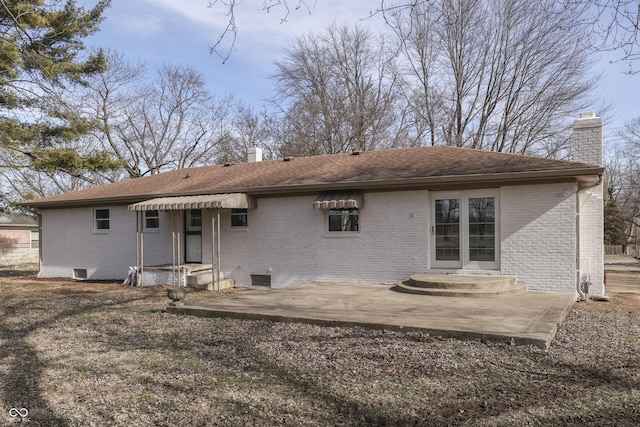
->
[431,190,499,270]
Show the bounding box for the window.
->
[468,197,496,262]
[95,209,110,231]
[230,208,248,227]
[328,208,359,232]
[434,199,460,261]
[144,210,160,231]
[186,209,202,231]
[30,230,39,249]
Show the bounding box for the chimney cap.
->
[579,112,596,119]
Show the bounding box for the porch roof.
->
[127,193,250,211]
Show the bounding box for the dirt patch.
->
[600,270,640,312]
[0,264,39,278]
[0,275,638,426]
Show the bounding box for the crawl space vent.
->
[73,269,88,280]
[250,274,271,287]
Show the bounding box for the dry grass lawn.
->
[0,267,639,426]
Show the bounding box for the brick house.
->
[0,212,39,266]
[23,113,605,296]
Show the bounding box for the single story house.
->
[0,212,39,266]
[23,113,605,297]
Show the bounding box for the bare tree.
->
[604,117,640,251]
[388,0,600,156]
[116,64,233,175]
[205,0,640,73]
[216,101,280,163]
[80,55,236,177]
[2,52,251,200]
[272,23,406,155]
[207,0,318,63]
[563,0,640,72]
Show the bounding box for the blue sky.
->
[85,0,638,147]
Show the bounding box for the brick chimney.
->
[247,146,263,162]
[572,112,603,166]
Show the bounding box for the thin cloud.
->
[119,14,163,37]
[144,0,376,63]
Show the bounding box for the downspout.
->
[37,212,42,278]
[576,175,604,300]
[575,190,585,301]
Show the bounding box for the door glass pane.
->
[185,209,202,263]
[185,234,202,263]
[468,197,495,261]
[186,209,202,231]
[435,199,460,261]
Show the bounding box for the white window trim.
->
[230,208,248,230]
[430,189,500,270]
[143,210,160,233]
[30,230,39,249]
[323,231,361,238]
[94,208,110,233]
[324,208,361,237]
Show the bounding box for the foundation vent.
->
[250,274,271,287]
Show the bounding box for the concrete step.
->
[187,269,224,287]
[407,274,516,290]
[395,274,527,298]
[189,278,235,291]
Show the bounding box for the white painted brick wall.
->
[572,112,604,295]
[220,191,430,288]
[572,113,603,166]
[40,206,172,280]
[579,184,604,295]
[500,183,577,294]
[39,185,594,294]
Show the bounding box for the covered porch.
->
[127,193,254,290]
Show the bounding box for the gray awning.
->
[128,193,251,211]
[313,191,363,209]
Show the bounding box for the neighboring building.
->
[0,212,39,265]
[23,113,605,296]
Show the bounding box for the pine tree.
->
[604,199,628,247]
[0,0,122,191]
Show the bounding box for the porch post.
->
[210,212,215,291]
[136,211,144,287]
[171,211,176,287]
[210,209,222,292]
[171,210,182,287]
[177,212,182,287]
[217,209,221,292]
[140,211,144,287]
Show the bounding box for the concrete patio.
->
[167,282,575,350]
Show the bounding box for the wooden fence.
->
[605,245,640,256]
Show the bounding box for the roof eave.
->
[22,167,604,209]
